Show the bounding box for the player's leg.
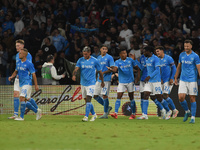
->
[189,95,196,123]
[93,81,104,106]
[150,95,166,119]
[8,78,20,119]
[81,85,89,121]
[178,81,190,122]
[188,82,198,123]
[139,81,145,114]
[163,82,178,118]
[127,82,136,119]
[99,82,112,119]
[137,82,151,119]
[111,83,125,119]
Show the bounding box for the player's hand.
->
[169,79,174,85]
[72,75,76,81]
[101,82,105,88]
[135,77,139,84]
[8,76,13,81]
[35,85,39,91]
[174,78,178,85]
[161,79,163,84]
[106,66,113,71]
[62,74,65,78]
[129,53,136,60]
[144,76,150,83]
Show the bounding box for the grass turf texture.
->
[0,115,200,150]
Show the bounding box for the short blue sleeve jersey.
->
[179,51,200,82]
[16,60,35,87]
[160,54,176,83]
[97,53,114,82]
[76,56,101,86]
[16,52,32,64]
[140,55,148,81]
[146,54,161,82]
[114,57,139,83]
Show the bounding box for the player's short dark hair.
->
[144,46,154,53]
[21,48,28,53]
[46,54,54,62]
[155,46,164,51]
[82,46,91,52]
[184,39,193,45]
[16,39,25,45]
[100,44,108,49]
[119,46,127,53]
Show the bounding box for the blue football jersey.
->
[16,60,35,87]
[160,54,176,83]
[179,51,200,82]
[146,54,161,82]
[115,57,139,83]
[140,55,148,82]
[97,53,114,82]
[76,56,101,86]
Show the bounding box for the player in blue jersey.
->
[93,45,114,119]
[175,40,200,123]
[107,47,142,119]
[155,46,179,119]
[72,46,105,122]
[138,46,172,120]
[8,39,40,119]
[8,48,41,121]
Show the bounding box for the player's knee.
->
[93,95,98,99]
[14,91,19,97]
[141,92,144,99]
[163,94,168,99]
[103,95,108,99]
[150,95,156,101]
[178,96,185,102]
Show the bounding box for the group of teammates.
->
[8,39,42,121]
[73,39,200,124]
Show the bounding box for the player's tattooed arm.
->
[103,66,114,74]
[72,67,79,81]
[106,66,118,73]
[8,70,18,81]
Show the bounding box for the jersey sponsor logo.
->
[18,67,26,71]
[120,64,131,68]
[160,64,166,67]
[182,60,192,64]
[82,65,93,69]
[101,61,106,65]
[146,63,152,66]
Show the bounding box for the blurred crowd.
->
[0,0,200,84]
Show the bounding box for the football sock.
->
[90,103,95,115]
[29,98,38,109]
[104,98,109,113]
[94,96,104,106]
[161,99,170,112]
[26,101,37,113]
[115,99,121,113]
[140,99,144,113]
[14,97,19,116]
[180,100,189,112]
[154,99,164,110]
[85,102,91,117]
[130,99,136,114]
[20,101,26,119]
[165,97,176,110]
[143,100,149,115]
[191,102,196,117]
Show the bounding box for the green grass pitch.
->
[1,115,200,150]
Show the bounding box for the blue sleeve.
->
[28,62,35,74]
[95,60,101,71]
[194,54,200,65]
[109,56,115,67]
[27,53,32,62]
[149,66,160,78]
[114,60,119,67]
[133,59,142,70]
[178,53,182,64]
[76,58,81,68]
[168,56,176,80]
[154,57,160,67]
